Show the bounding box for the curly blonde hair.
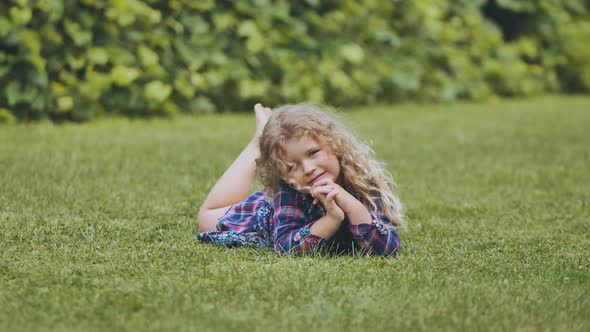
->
[256,104,405,227]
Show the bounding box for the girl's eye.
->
[309,149,320,157]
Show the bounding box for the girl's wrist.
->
[339,196,371,224]
[337,191,362,215]
[326,211,345,223]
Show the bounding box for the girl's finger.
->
[326,190,337,201]
[313,178,336,188]
[315,187,333,195]
[311,185,330,196]
[312,178,330,187]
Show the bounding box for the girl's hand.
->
[254,103,272,137]
[313,178,373,225]
[311,182,345,222]
[311,178,344,205]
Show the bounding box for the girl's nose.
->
[302,160,316,175]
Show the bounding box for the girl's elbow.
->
[196,209,217,233]
[196,213,206,232]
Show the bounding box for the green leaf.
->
[329,70,353,91]
[305,0,320,7]
[246,34,265,53]
[0,16,14,37]
[106,45,135,65]
[57,96,74,112]
[87,47,109,65]
[63,19,92,46]
[0,108,16,124]
[20,29,46,74]
[9,7,32,25]
[6,81,41,107]
[174,76,195,98]
[180,14,209,34]
[173,38,205,67]
[144,81,172,102]
[138,44,159,67]
[340,44,365,64]
[111,65,139,86]
[187,0,215,11]
[212,13,236,30]
[80,70,112,99]
[238,79,269,98]
[39,0,64,22]
[189,96,215,113]
[517,38,538,58]
[237,20,258,37]
[189,73,207,88]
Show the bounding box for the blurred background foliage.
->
[0,0,589,122]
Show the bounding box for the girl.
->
[197,103,404,257]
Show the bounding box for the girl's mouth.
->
[310,172,326,185]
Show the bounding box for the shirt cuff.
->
[348,214,391,239]
[293,223,326,244]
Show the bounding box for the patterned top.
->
[197,184,400,257]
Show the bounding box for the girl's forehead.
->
[285,135,319,149]
[286,134,318,144]
[282,135,322,160]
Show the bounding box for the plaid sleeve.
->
[215,190,267,233]
[348,211,400,257]
[272,188,327,256]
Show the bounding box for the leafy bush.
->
[483,0,590,92]
[0,0,588,122]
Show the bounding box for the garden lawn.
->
[1,95,589,331]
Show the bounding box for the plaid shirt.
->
[198,185,400,257]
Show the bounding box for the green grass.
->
[1,95,589,331]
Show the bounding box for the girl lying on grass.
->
[197,103,405,257]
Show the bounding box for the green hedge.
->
[1,0,589,122]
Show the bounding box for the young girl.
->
[197,103,404,257]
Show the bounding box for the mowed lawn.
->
[1,96,589,331]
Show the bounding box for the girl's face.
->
[282,135,341,191]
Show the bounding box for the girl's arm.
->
[312,178,400,257]
[311,178,371,225]
[272,187,338,255]
[308,181,346,239]
[348,211,400,257]
[197,104,272,232]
